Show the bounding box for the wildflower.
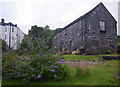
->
[49,49,52,52]
[51,69,55,72]
[61,57,64,59]
[59,62,62,64]
[22,79,25,84]
[30,55,32,58]
[9,61,11,63]
[56,62,58,64]
[15,76,19,78]
[55,66,59,68]
[93,62,97,64]
[48,61,51,63]
[41,52,44,54]
[17,72,20,74]
[37,75,41,79]
[31,68,34,71]
[61,60,64,62]
[22,79,25,81]
[54,75,57,78]
[25,65,28,67]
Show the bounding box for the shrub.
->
[76,66,89,76]
[2,51,69,83]
[117,45,120,53]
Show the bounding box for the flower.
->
[15,76,19,78]
[51,69,55,72]
[37,75,41,78]
[55,66,59,68]
[61,60,64,62]
[61,57,64,59]
[93,62,97,64]
[59,62,62,64]
[31,68,34,71]
[25,65,28,67]
[56,62,58,64]
[22,79,25,81]
[54,75,57,78]
[17,72,20,74]
[48,61,51,63]
[49,49,52,52]
[9,61,11,63]
[22,79,25,84]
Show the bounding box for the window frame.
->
[12,27,14,32]
[99,20,106,31]
[5,27,7,32]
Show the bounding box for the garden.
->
[1,26,120,86]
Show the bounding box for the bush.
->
[117,45,120,54]
[2,51,69,83]
[76,66,89,76]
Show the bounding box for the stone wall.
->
[52,3,117,54]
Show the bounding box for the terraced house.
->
[52,2,117,54]
[0,19,25,50]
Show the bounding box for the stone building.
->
[0,19,25,50]
[52,2,117,54]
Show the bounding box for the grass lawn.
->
[2,55,119,86]
[62,54,120,61]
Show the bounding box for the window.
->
[5,27,7,32]
[12,27,14,32]
[5,35,6,39]
[100,21,105,31]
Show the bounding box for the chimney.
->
[1,18,4,24]
[15,24,17,27]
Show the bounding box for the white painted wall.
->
[0,19,25,50]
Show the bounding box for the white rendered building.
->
[0,19,25,50]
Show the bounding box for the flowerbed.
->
[2,50,69,83]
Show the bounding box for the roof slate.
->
[53,2,117,37]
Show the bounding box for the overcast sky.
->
[0,0,119,35]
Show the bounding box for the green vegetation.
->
[2,27,119,86]
[117,36,120,44]
[2,60,119,85]
[117,36,120,53]
[62,55,102,60]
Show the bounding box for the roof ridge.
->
[53,2,103,36]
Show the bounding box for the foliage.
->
[16,25,56,55]
[16,35,45,55]
[2,40,11,52]
[117,36,120,43]
[2,60,119,85]
[76,66,89,76]
[62,55,102,60]
[2,50,69,83]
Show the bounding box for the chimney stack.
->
[15,24,17,27]
[1,18,4,24]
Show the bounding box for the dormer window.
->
[100,21,105,31]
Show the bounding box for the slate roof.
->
[53,2,117,37]
[0,21,19,29]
